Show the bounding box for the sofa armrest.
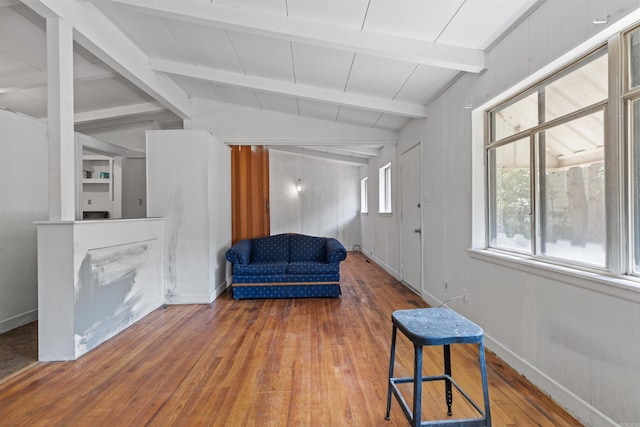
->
[226,239,252,264]
[325,238,347,264]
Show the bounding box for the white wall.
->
[0,109,48,333]
[360,144,400,278]
[391,2,640,425]
[269,150,360,249]
[147,129,231,304]
[36,219,165,361]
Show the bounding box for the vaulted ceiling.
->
[0,0,540,161]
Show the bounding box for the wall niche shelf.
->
[83,154,113,201]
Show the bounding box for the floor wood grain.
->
[0,253,582,426]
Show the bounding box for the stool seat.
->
[386,307,492,427]
[392,308,483,346]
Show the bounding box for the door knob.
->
[414,228,421,234]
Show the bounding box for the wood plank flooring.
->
[0,253,582,426]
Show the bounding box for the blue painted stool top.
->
[392,308,484,346]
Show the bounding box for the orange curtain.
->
[231,145,270,243]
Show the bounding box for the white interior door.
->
[401,144,422,293]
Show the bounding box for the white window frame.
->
[361,177,368,214]
[379,163,392,214]
[469,11,640,300]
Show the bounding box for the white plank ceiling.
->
[0,0,540,160]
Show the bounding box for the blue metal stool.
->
[385,308,491,427]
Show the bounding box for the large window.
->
[487,49,608,268]
[379,163,392,213]
[485,23,640,280]
[628,27,640,274]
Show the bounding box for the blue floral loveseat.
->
[225,233,347,299]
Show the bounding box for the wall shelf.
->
[82,178,110,184]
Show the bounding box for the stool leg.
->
[413,344,423,427]
[478,341,492,427]
[385,325,397,420]
[443,344,452,416]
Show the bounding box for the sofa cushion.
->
[286,261,340,275]
[234,261,288,276]
[289,234,326,262]
[252,234,290,263]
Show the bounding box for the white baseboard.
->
[0,309,38,334]
[165,278,232,305]
[421,289,618,427]
[165,293,213,304]
[367,253,401,280]
[483,334,618,427]
[213,277,231,299]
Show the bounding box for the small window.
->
[379,163,392,213]
[361,177,368,214]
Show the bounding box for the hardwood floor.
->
[0,253,581,426]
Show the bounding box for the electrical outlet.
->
[444,280,449,294]
[463,288,468,303]
[88,199,92,205]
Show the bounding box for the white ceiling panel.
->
[375,114,412,131]
[336,106,383,128]
[72,53,105,77]
[172,76,224,102]
[0,0,544,159]
[212,0,287,15]
[287,0,369,29]
[226,30,294,81]
[74,77,153,112]
[0,51,37,77]
[98,5,191,62]
[0,7,46,71]
[292,43,354,91]
[437,0,537,49]
[17,86,46,103]
[394,65,460,104]
[364,0,465,42]
[0,91,46,118]
[346,54,416,99]
[159,19,243,73]
[255,92,299,115]
[211,83,261,108]
[297,99,340,122]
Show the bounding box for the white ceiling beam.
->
[302,145,381,157]
[74,102,165,124]
[328,145,381,157]
[150,58,428,118]
[22,0,191,119]
[268,146,368,165]
[0,0,20,7]
[100,0,486,73]
[0,66,116,94]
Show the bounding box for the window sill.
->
[467,248,640,303]
[378,212,393,217]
